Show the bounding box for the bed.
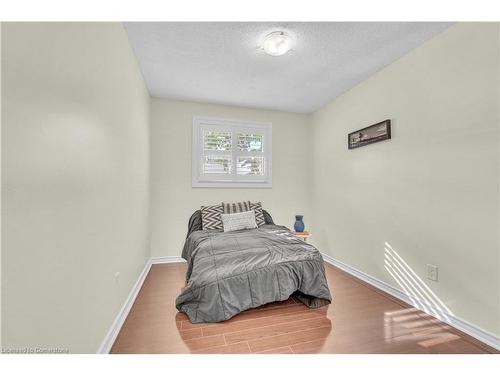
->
[175,210,332,323]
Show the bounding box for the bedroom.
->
[1,0,499,372]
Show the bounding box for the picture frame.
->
[348,119,391,149]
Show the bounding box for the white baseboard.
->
[97,258,153,354]
[321,253,500,351]
[150,256,186,264]
[97,256,185,353]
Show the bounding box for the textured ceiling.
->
[124,22,451,113]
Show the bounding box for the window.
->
[192,116,272,188]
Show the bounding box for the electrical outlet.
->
[114,272,120,282]
[426,264,438,281]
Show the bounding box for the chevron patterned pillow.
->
[200,204,223,230]
[250,202,266,227]
[222,201,251,214]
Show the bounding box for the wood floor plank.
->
[180,303,311,331]
[180,321,216,331]
[417,332,461,347]
[247,326,332,353]
[110,262,497,354]
[194,342,251,354]
[256,346,294,354]
[182,334,226,351]
[225,316,331,344]
[290,339,331,354]
[202,310,323,337]
[179,328,203,340]
[427,338,491,354]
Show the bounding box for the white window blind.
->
[192,117,272,188]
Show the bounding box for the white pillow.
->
[221,210,257,232]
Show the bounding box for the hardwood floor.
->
[110,262,497,354]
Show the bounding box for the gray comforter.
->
[175,224,332,323]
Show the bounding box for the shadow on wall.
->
[383,241,453,323]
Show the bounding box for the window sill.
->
[192,181,272,188]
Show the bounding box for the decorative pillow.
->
[250,202,265,227]
[221,210,258,232]
[222,201,251,214]
[200,204,223,230]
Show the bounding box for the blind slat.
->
[203,155,232,174]
[237,133,263,152]
[236,156,265,176]
[203,130,231,151]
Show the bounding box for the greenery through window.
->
[193,117,272,187]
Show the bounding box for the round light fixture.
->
[262,31,293,56]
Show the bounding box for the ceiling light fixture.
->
[262,31,293,56]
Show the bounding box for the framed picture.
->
[348,119,391,149]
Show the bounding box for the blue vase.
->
[294,215,305,232]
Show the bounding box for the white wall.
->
[150,99,311,256]
[1,23,151,353]
[498,25,500,336]
[310,23,500,336]
[0,22,3,349]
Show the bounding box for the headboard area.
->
[187,209,275,238]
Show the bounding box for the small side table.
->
[293,231,311,242]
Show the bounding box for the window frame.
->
[192,116,272,188]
